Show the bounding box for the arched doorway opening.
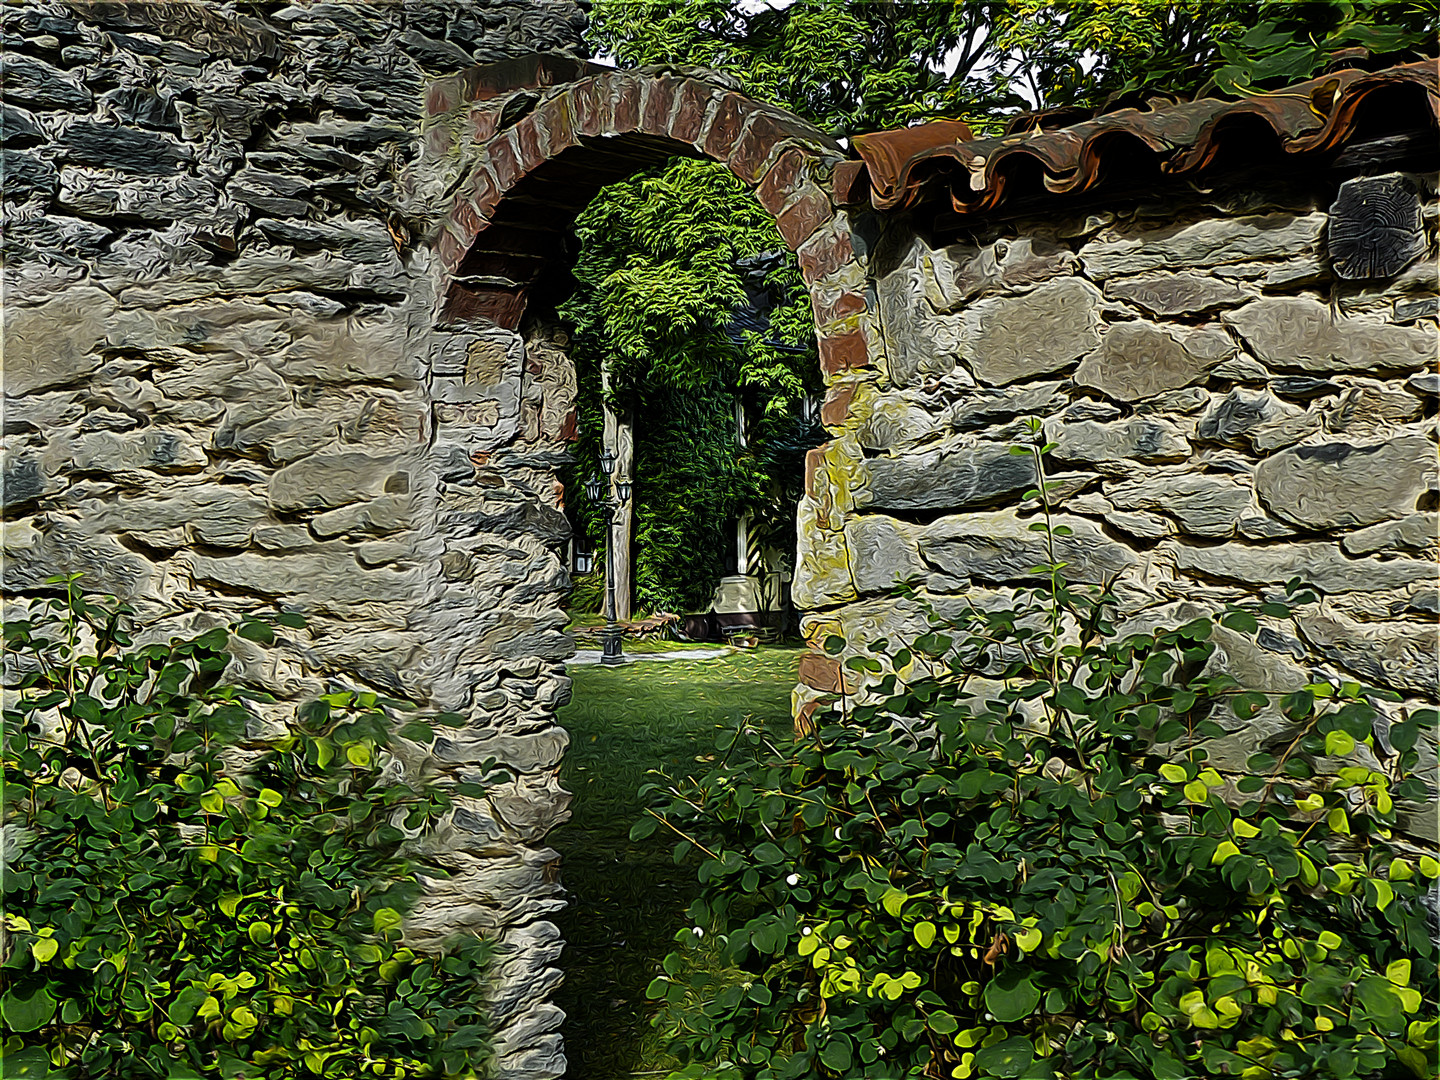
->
[419,55,876,1077]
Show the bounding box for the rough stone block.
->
[918,510,1138,587]
[60,121,190,175]
[756,146,805,214]
[1103,271,1251,316]
[702,92,751,160]
[3,287,114,396]
[1299,612,1437,697]
[797,651,846,693]
[1080,212,1326,280]
[1045,417,1190,465]
[1105,472,1252,538]
[859,444,1035,514]
[1341,513,1438,557]
[844,515,924,594]
[268,452,408,512]
[792,499,856,609]
[960,278,1102,386]
[1074,320,1233,402]
[797,221,856,284]
[949,382,1065,432]
[818,330,868,375]
[952,237,1077,300]
[1195,388,1317,453]
[70,428,208,474]
[1254,436,1435,529]
[775,185,831,249]
[0,53,92,111]
[1224,296,1436,374]
[1165,540,1434,593]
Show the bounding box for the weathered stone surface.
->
[877,251,960,386]
[1299,613,1437,697]
[1166,540,1434,593]
[792,499,857,610]
[0,104,43,145]
[1195,388,1318,453]
[60,122,190,175]
[1270,376,1341,400]
[69,428,209,474]
[1080,213,1326,280]
[1225,297,1437,374]
[1106,472,1251,537]
[84,488,269,547]
[268,452,408,512]
[1,454,58,509]
[844,515,924,595]
[947,381,1064,432]
[57,169,221,223]
[1254,437,1435,529]
[0,53,92,111]
[1237,513,1297,541]
[960,278,1102,386]
[1324,381,1423,437]
[950,237,1077,301]
[918,510,1138,586]
[1407,372,1440,397]
[1327,173,1426,281]
[852,394,933,454]
[860,444,1036,513]
[3,288,116,396]
[1341,513,1438,557]
[1103,270,1250,316]
[1046,416,1190,465]
[1108,510,1172,539]
[1186,622,1309,772]
[1,149,59,201]
[1074,321,1233,402]
[185,550,417,608]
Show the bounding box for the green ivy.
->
[560,157,821,615]
[637,425,1439,1080]
[0,578,495,1079]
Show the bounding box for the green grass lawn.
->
[553,648,802,1079]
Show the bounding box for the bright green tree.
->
[589,0,1438,137]
[561,159,818,615]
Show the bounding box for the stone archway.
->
[409,55,879,1078]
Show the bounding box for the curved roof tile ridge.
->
[841,59,1439,215]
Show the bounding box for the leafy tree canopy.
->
[560,159,819,614]
[588,0,1439,137]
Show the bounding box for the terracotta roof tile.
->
[840,60,1439,215]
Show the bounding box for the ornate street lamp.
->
[588,452,630,666]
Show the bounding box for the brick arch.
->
[422,55,874,384]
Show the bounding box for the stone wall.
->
[2,4,587,1077]
[796,172,1440,846]
[6,6,1438,1074]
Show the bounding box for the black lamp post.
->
[587,448,630,666]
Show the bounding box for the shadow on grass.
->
[552,649,801,1080]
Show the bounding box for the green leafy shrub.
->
[0,579,494,1079]
[638,429,1439,1080]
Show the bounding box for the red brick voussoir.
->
[436,62,873,376]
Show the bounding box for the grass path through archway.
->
[553,647,802,1079]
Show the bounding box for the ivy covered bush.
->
[0,579,494,1079]
[639,431,1439,1080]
